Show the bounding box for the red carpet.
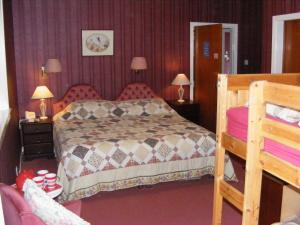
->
[23,158,244,225]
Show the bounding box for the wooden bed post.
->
[242,81,265,225]
[212,74,228,225]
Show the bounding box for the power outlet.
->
[244,59,249,66]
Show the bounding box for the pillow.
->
[266,103,300,124]
[53,100,111,121]
[244,102,300,126]
[54,98,175,121]
[23,179,90,225]
[114,98,175,117]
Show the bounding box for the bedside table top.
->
[166,100,198,106]
[20,117,53,125]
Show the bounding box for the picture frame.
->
[82,30,114,56]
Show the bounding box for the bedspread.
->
[55,113,218,180]
[53,98,236,200]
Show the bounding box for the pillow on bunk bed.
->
[266,103,300,124]
[243,103,300,126]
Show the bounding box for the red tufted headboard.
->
[116,83,158,101]
[52,84,102,115]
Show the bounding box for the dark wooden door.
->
[283,19,300,72]
[194,24,222,132]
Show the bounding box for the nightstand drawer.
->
[20,117,54,160]
[23,133,52,145]
[24,143,53,155]
[23,123,52,134]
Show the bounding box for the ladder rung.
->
[222,132,247,160]
[219,180,244,211]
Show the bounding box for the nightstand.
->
[20,117,54,160]
[166,100,200,124]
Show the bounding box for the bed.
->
[212,73,300,225]
[53,83,236,201]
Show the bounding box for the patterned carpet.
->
[23,157,244,225]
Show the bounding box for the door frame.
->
[271,12,300,73]
[190,22,238,100]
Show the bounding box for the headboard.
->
[116,83,158,101]
[52,84,102,115]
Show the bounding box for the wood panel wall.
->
[12,0,263,116]
[261,0,300,72]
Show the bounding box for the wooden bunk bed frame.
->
[212,73,300,225]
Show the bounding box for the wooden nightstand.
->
[20,117,54,160]
[166,100,199,124]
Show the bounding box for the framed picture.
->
[82,30,114,56]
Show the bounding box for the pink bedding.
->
[227,106,300,167]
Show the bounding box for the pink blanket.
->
[227,106,300,167]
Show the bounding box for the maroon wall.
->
[12,0,262,116]
[239,0,262,73]
[261,0,300,72]
[1,0,21,184]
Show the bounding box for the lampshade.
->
[44,59,62,73]
[131,57,147,70]
[31,86,54,99]
[172,73,190,85]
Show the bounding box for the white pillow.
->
[266,103,300,123]
[23,179,90,225]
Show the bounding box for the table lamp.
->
[31,86,54,119]
[172,73,190,103]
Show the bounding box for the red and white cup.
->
[37,170,48,178]
[45,173,57,190]
[37,169,49,188]
[32,176,44,189]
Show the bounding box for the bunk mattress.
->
[227,106,300,167]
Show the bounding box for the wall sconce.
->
[31,85,54,119]
[41,59,62,77]
[172,73,190,103]
[131,57,147,73]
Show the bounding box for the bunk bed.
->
[212,73,300,225]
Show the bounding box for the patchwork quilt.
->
[53,98,236,200]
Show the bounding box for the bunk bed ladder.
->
[212,78,265,225]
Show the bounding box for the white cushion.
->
[23,179,90,225]
[266,103,300,124]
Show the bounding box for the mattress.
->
[227,106,300,167]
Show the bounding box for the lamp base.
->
[177,85,185,103]
[39,99,47,120]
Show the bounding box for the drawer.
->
[23,133,52,145]
[23,123,52,134]
[24,143,53,155]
